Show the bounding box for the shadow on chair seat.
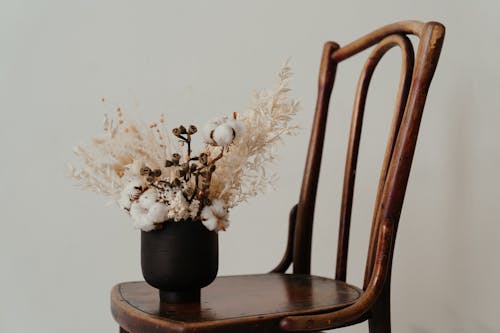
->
[111,273,362,333]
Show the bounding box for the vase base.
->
[160,289,201,303]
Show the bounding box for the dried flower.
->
[201,199,229,231]
[172,127,182,137]
[202,117,245,147]
[188,125,197,134]
[140,166,151,176]
[199,153,208,165]
[69,62,299,233]
[209,61,300,207]
[147,202,170,224]
[138,188,158,209]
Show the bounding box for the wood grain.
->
[112,274,361,333]
[282,20,445,332]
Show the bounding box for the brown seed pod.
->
[152,169,161,177]
[172,127,181,137]
[172,153,181,161]
[178,125,187,134]
[165,160,174,167]
[171,178,181,187]
[199,153,208,165]
[209,165,216,172]
[188,125,197,134]
[140,166,151,176]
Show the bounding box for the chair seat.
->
[111,273,362,333]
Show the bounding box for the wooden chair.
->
[111,20,445,333]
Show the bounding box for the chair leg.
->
[368,285,391,333]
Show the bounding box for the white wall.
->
[1,1,499,332]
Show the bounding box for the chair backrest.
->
[291,21,445,290]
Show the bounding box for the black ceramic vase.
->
[141,219,218,304]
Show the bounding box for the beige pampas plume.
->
[68,61,299,232]
[208,61,300,208]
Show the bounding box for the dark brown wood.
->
[271,204,298,273]
[281,220,393,331]
[293,41,339,274]
[111,274,362,333]
[336,34,414,282]
[111,20,445,333]
[280,20,445,332]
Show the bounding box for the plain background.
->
[1,1,499,332]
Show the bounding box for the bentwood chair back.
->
[275,20,445,332]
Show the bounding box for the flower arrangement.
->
[69,63,299,232]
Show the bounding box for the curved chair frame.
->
[111,21,445,333]
[273,20,445,332]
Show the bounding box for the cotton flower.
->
[123,177,145,200]
[138,188,158,209]
[69,63,298,234]
[226,118,246,141]
[118,192,133,211]
[147,202,170,223]
[130,202,155,231]
[202,116,245,147]
[200,199,229,231]
[212,124,235,146]
[118,176,146,210]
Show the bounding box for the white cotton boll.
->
[202,116,231,145]
[200,205,214,220]
[138,188,158,209]
[118,192,132,210]
[211,199,227,217]
[200,199,229,231]
[123,177,145,200]
[140,221,156,232]
[130,203,154,230]
[137,215,156,232]
[202,217,218,231]
[201,206,217,231]
[212,124,235,147]
[226,119,246,141]
[202,121,217,145]
[130,202,147,219]
[147,202,169,223]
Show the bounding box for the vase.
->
[141,219,218,304]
